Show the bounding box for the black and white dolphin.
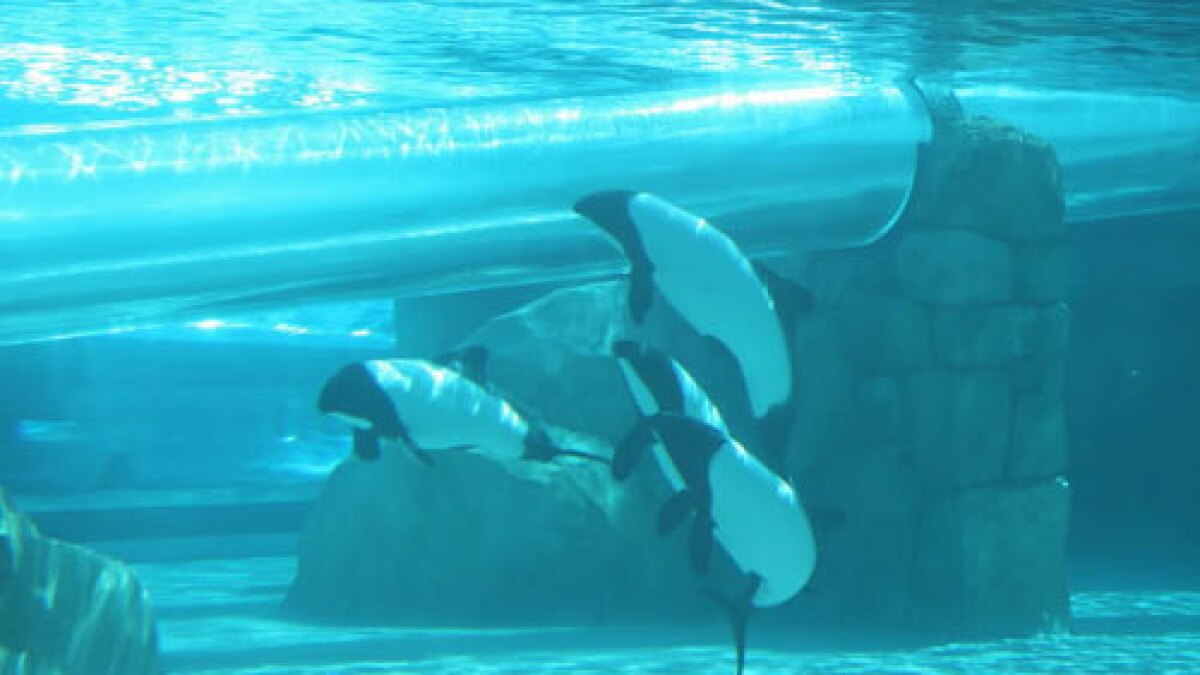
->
[612,340,816,675]
[574,190,811,459]
[317,352,602,465]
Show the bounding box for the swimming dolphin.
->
[574,190,812,461]
[612,341,816,675]
[317,354,603,465]
[610,339,726,483]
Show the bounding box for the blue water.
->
[3,0,1199,125]
[3,1,1200,673]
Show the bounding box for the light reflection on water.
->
[2,0,1197,123]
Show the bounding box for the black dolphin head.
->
[574,190,640,246]
[317,362,404,440]
[574,190,656,323]
[650,412,726,490]
[612,340,684,414]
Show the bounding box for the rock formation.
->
[0,490,161,674]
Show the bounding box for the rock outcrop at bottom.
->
[285,444,712,625]
[0,490,161,675]
[286,283,749,626]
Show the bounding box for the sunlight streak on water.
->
[2,0,1196,125]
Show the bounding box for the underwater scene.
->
[1,1,1199,673]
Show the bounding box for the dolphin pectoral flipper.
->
[573,190,656,323]
[706,573,762,675]
[352,429,382,462]
[656,489,696,536]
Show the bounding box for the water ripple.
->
[1,0,1197,123]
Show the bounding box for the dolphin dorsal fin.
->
[436,345,490,386]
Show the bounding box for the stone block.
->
[932,305,1038,367]
[1015,244,1067,304]
[1009,392,1067,479]
[789,315,859,470]
[1013,356,1065,399]
[838,293,931,374]
[1033,302,1071,361]
[910,478,1071,637]
[904,369,1011,488]
[800,444,918,625]
[903,116,1065,243]
[895,230,1013,306]
[0,491,160,675]
[856,377,905,443]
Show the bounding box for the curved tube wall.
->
[957,88,1200,223]
[0,85,928,344]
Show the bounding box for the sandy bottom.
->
[136,557,1200,674]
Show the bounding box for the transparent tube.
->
[957,87,1200,223]
[0,85,929,344]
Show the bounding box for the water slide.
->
[1,83,1197,344]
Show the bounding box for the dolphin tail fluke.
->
[612,416,654,481]
[523,428,610,465]
[573,190,655,323]
[706,574,761,675]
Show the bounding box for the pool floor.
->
[135,557,1200,674]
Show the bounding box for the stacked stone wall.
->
[786,115,1070,635]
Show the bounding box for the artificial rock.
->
[0,491,160,675]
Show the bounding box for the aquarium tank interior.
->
[1,1,1198,673]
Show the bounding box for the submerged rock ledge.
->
[0,490,162,675]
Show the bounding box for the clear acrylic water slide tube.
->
[0,85,930,344]
[958,88,1200,223]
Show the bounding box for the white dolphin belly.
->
[627,193,791,418]
[708,442,815,608]
[365,359,529,459]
